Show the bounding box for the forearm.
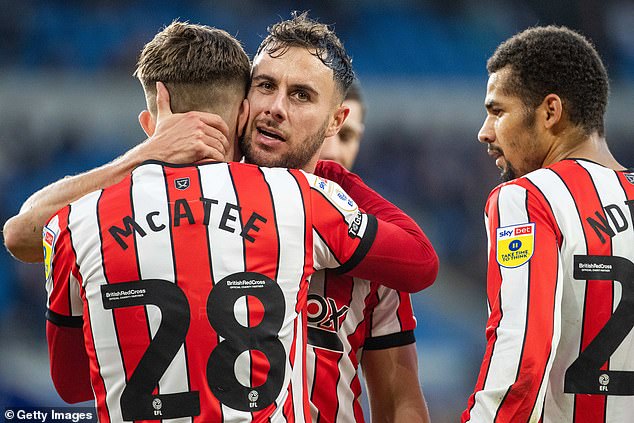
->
[3,148,143,262]
[344,217,438,292]
[373,397,430,423]
[363,344,430,423]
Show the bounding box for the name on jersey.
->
[108,196,267,250]
[587,200,634,244]
[496,223,535,268]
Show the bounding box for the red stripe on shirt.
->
[293,169,317,422]
[494,180,560,421]
[164,166,221,422]
[49,206,75,317]
[230,164,283,421]
[97,174,150,403]
[395,291,414,331]
[554,162,612,423]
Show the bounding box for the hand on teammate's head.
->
[135,81,232,164]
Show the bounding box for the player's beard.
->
[500,112,541,182]
[501,162,519,182]
[240,120,328,170]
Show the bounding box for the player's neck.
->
[303,155,319,173]
[546,131,625,171]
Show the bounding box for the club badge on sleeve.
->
[496,223,535,268]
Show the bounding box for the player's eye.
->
[258,81,274,91]
[293,90,310,102]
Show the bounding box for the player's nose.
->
[266,91,288,123]
[478,116,495,144]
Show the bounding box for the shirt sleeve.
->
[308,172,378,272]
[45,207,83,327]
[462,182,563,423]
[44,207,93,403]
[364,288,416,350]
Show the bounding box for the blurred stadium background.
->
[0,1,632,422]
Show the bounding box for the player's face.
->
[478,67,546,181]
[319,99,364,170]
[242,46,347,171]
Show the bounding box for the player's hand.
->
[134,81,231,164]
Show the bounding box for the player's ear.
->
[138,110,156,137]
[237,98,249,139]
[541,93,563,130]
[325,103,350,138]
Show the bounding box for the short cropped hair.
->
[487,25,609,136]
[256,11,354,99]
[134,21,250,116]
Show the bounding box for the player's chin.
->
[501,164,519,182]
[251,148,287,168]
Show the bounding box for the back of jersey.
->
[529,159,634,422]
[47,161,318,423]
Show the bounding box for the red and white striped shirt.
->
[45,160,379,423]
[304,160,425,423]
[306,271,416,423]
[463,159,634,423]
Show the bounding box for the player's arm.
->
[3,82,230,262]
[314,160,438,292]
[362,344,430,423]
[44,209,93,403]
[359,286,430,423]
[462,183,562,422]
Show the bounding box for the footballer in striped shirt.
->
[463,26,634,423]
[38,14,438,423]
[308,83,431,423]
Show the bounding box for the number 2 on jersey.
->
[101,272,286,420]
[565,255,634,395]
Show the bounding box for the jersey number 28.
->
[100,272,286,420]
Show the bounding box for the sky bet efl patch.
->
[496,223,535,268]
[43,225,57,280]
[312,176,358,213]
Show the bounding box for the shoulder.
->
[487,166,560,208]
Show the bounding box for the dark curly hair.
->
[487,25,609,136]
[256,11,354,99]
